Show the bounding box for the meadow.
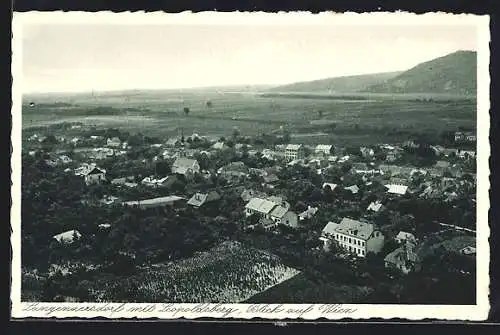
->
[22,89,476,146]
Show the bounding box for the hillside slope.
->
[362,50,477,95]
[267,72,401,93]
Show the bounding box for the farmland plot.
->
[90,241,300,303]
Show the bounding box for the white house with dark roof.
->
[82,166,106,185]
[320,218,384,257]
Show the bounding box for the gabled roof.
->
[83,167,105,176]
[367,201,383,212]
[270,205,288,219]
[299,207,318,219]
[385,184,408,195]
[241,189,267,202]
[322,221,338,235]
[344,185,359,194]
[334,218,375,240]
[396,231,416,242]
[286,144,303,151]
[53,230,81,243]
[323,183,338,190]
[315,144,332,151]
[187,191,220,207]
[245,197,277,214]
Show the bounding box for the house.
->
[217,161,249,178]
[285,144,305,162]
[245,197,297,228]
[165,138,181,147]
[106,137,121,147]
[314,144,333,156]
[360,147,374,158]
[385,184,408,195]
[123,195,185,209]
[395,231,417,244]
[460,246,476,255]
[338,155,350,163]
[212,141,227,150]
[384,241,420,274]
[344,185,360,194]
[82,166,106,185]
[269,205,298,228]
[187,191,221,208]
[367,201,384,213]
[458,150,476,159]
[245,197,278,218]
[241,189,267,202]
[385,151,400,162]
[352,162,374,174]
[59,155,73,164]
[299,206,318,221]
[172,157,200,177]
[323,183,338,191]
[71,137,83,145]
[111,176,137,187]
[141,176,173,188]
[320,218,385,257]
[379,164,413,177]
[53,230,82,244]
[99,195,120,206]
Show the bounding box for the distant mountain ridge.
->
[267,71,402,94]
[362,50,477,95]
[268,50,476,96]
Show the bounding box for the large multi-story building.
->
[320,217,385,257]
[285,144,305,161]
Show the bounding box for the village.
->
[21,122,477,302]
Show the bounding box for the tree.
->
[183,107,190,116]
[318,110,324,118]
[155,161,171,175]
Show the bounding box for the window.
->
[362,241,365,246]
[349,238,351,243]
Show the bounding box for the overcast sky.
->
[21,24,477,93]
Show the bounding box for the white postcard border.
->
[10,11,491,321]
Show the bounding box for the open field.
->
[22,90,476,145]
[89,241,300,303]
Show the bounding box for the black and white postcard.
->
[10,11,491,320]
